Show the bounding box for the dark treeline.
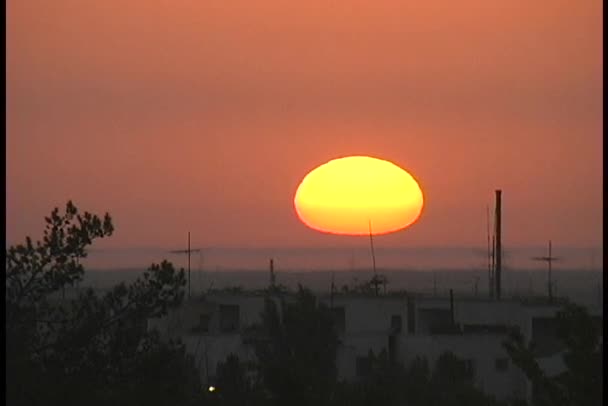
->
[5,202,602,406]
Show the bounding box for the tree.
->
[5,201,202,406]
[503,302,603,406]
[249,285,340,406]
[208,353,266,406]
[428,351,500,406]
[332,350,502,406]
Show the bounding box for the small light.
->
[208,386,216,393]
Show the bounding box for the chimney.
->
[495,190,502,300]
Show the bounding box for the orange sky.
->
[7,0,603,251]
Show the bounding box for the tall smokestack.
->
[495,190,502,300]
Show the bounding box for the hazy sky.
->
[7,0,602,250]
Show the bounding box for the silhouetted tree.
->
[503,302,603,406]
[427,351,498,406]
[250,285,340,406]
[332,350,502,406]
[5,201,203,406]
[208,353,266,406]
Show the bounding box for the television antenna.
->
[531,240,561,303]
[169,232,202,299]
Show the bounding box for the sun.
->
[294,156,424,235]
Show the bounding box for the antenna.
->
[168,232,202,299]
[486,205,493,298]
[494,190,502,300]
[330,272,335,308]
[188,232,191,298]
[491,235,495,297]
[531,240,560,303]
[473,276,479,297]
[369,219,379,296]
[269,258,276,288]
[369,219,377,275]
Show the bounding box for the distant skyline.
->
[7,1,602,252]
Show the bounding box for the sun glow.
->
[294,156,424,235]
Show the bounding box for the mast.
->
[188,231,191,299]
[494,190,502,300]
[548,240,552,302]
[369,219,379,296]
[531,240,559,303]
[269,258,276,288]
[487,205,493,299]
[330,272,335,308]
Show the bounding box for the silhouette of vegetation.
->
[503,302,603,406]
[6,202,203,406]
[248,285,340,406]
[207,353,265,406]
[332,350,502,406]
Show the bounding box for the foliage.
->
[249,285,340,406]
[5,202,202,406]
[503,302,603,406]
[332,350,501,406]
[207,353,266,406]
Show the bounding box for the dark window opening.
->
[464,359,476,376]
[391,315,402,333]
[219,305,240,333]
[407,298,416,334]
[191,314,210,333]
[388,335,396,363]
[199,314,210,332]
[331,307,346,333]
[356,356,372,378]
[495,357,509,372]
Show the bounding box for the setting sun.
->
[294,156,424,235]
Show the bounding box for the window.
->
[191,314,210,333]
[198,314,210,332]
[388,335,396,363]
[407,297,415,333]
[495,357,509,372]
[219,305,240,333]
[331,307,346,333]
[391,315,402,333]
[464,359,476,376]
[356,356,372,378]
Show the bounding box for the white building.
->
[148,289,600,402]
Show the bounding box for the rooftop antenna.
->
[473,276,479,297]
[494,190,502,300]
[330,272,335,308]
[369,219,379,296]
[269,258,276,288]
[486,205,493,299]
[531,240,560,303]
[169,232,202,299]
[198,250,204,292]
